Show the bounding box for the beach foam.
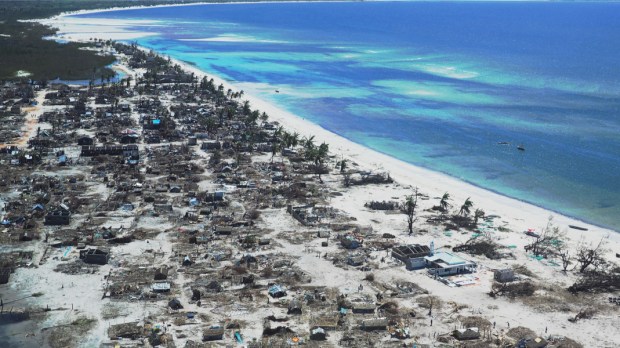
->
[179,34,286,44]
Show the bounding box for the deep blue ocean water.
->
[74,2,620,230]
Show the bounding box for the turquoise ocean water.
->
[73,2,620,230]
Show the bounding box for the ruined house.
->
[80,248,110,265]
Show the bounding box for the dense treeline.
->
[0,1,205,80]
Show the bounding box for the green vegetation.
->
[0,0,341,81]
[0,1,204,80]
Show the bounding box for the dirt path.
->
[0,91,46,149]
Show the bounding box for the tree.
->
[343,171,352,187]
[339,159,347,174]
[290,132,300,148]
[247,109,260,126]
[403,187,419,235]
[568,264,620,294]
[474,208,485,225]
[242,100,251,115]
[439,192,450,213]
[459,197,473,216]
[314,142,329,183]
[271,142,280,163]
[576,237,606,273]
[303,135,315,153]
[203,117,217,134]
[525,216,565,258]
[559,249,572,273]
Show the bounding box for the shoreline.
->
[34,0,583,22]
[174,59,620,240]
[37,5,620,244]
[33,0,408,22]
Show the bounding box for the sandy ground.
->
[0,91,47,149]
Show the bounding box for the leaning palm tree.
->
[439,192,450,212]
[459,197,473,216]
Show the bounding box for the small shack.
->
[44,210,71,225]
[453,327,481,341]
[310,327,326,341]
[360,318,388,331]
[268,284,287,298]
[392,244,431,270]
[108,322,143,340]
[341,235,362,249]
[151,282,171,293]
[287,298,303,315]
[347,255,365,267]
[351,303,375,315]
[517,337,548,348]
[203,325,225,341]
[154,267,168,280]
[80,248,110,265]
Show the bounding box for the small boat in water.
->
[517,145,525,151]
[498,141,510,145]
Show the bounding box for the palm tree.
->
[290,132,300,148]
[303,135,316,154]
[317,142,329,161]
[281,131,291,149]
[459,197,473,216]
[260,112,269,125]
[439,192,450,212]
[247,110,260,126]
[274,126,284,140]
[474,208,485,225]
[313,142,329,183]
[242,100,251,115]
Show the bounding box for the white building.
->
[425,251,476,276]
